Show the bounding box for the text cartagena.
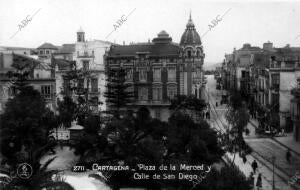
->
[92,164,129,171]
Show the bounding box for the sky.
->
[1,0,300,66]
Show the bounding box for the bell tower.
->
[77,27,85,42]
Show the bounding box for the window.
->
[271,74,279,89]
[168,67,176,82]
[187,50,191,58]
[46,50,50,54]
[138,87,148,101]
[39,50,43,55]
[63,79,70,94]
[77,79,84,93]
[125,69,133,81]
[139,68,147,82]
[91,78,98,92]
[153,68,161,82]
[152,86,162,100]
[83,61,89,71]
[8,87,17,96]
[41,85,51,99]
[167,86,177,99]
[197,50,200,58]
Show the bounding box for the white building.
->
[55,28,113,112]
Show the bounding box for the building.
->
[0,52,56,113]
[55,28,113,113]
[37,42,59,64]
[0,46,35,56]
[105,14,205,121]
[270,46,300,136]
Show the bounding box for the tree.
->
[0,64,73,189]
[104,68,133,119]
[4,145,74,190]
[165,112,224,165]
[0,69,56,166]
[57,96,78,128]
[225,91,251,164]
[170,95,207,123]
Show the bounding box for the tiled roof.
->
[107,43,180,57]
[37,43,58,50]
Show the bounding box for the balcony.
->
[133,100,171,106]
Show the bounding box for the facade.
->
[270,46,300,139]
[105,15,205,121]
[55,28,112,113]
[222,42,300,141]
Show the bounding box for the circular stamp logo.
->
[17,163,33,179]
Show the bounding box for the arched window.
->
[187,50,191,58]
[197,50,200,58]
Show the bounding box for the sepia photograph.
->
[0,0,300,189]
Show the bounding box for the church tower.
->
[77,27,85,42]
[179,13,205,99]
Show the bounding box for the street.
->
[205,74,300,190]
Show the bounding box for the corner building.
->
[105,15,205,121]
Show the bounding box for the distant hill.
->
[203,62,222,71]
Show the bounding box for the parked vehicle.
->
[48,125,70,141]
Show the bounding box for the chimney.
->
[123,41,125,45]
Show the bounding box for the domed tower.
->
[179,13,205,99]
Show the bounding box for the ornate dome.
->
[180,13,201,46]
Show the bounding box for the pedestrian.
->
[251,160,258,173]
[248,172,255,189]
[286,149,292,164]
[256,173,262,190]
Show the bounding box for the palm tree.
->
[4,144,74,190]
